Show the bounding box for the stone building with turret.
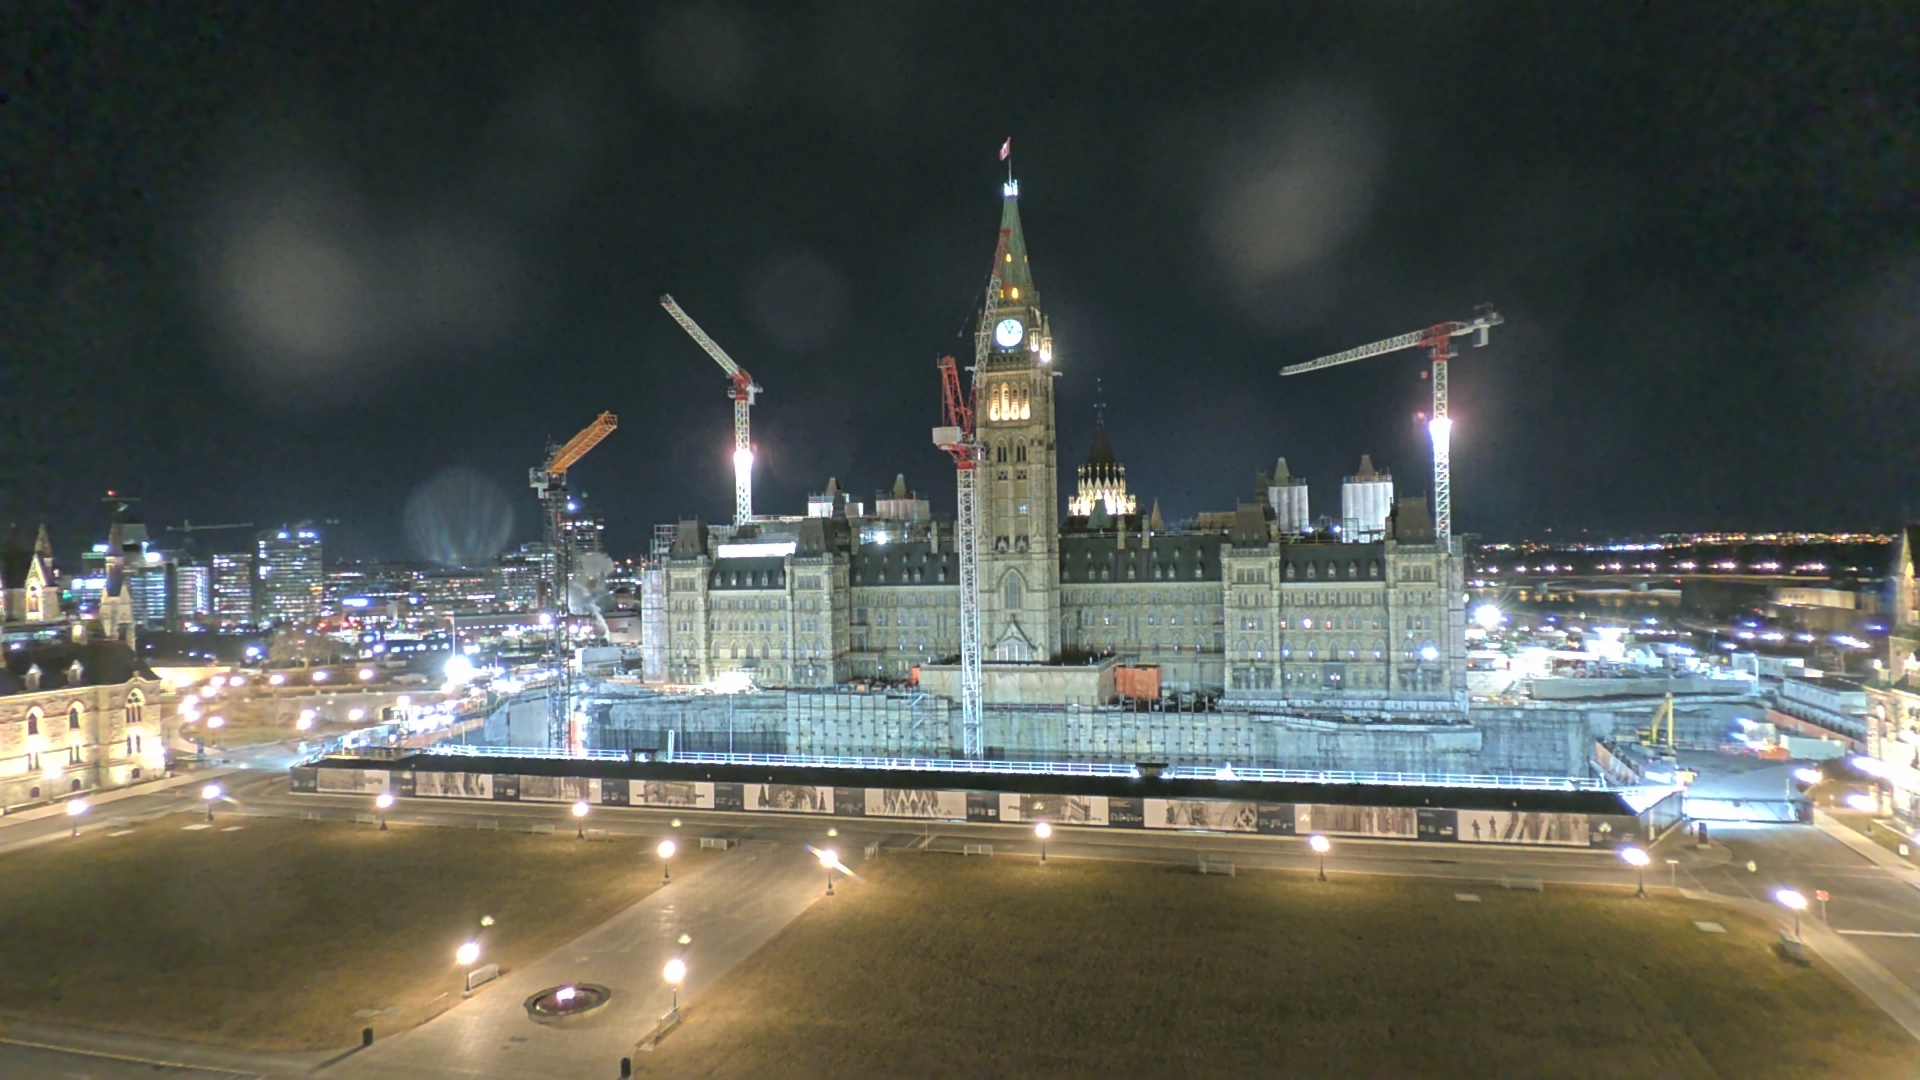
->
[647,177,1464,716]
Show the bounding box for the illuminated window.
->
[26,710,40,737]
[68,704,82,730]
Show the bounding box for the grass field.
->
[645,852,1913,1079]
[0,814,690,1050]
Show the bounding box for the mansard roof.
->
[851,541,956,587]
[0,639,155,697]
[1059,534,1224,585]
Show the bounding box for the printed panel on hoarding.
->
[600,777,631,806]
[834,788,866,816]
[1454,810,1589,846]
[1107,797,1145,828]
[492,774,521,801]
[316,768,390,794]
[389,771,417,797]
[745,784,834,813]
[289,766,319,793]
[636,780,714,809]
[1296,804,1418,839]
[865,788,968,820]
[1416,808,1458,842]
[518,775,598,803]
[997,793,1108,826]
[713,783,744,811]
[1145,799,1260,832]
[965,791,999,823]
[414,771,494,800]
[1256,803,1297,835]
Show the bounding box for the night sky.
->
[7,3,1916,564]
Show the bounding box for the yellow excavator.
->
[1637,693,1697,785]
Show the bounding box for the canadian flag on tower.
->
[999,138,1011,161]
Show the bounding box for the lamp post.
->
[66,798,88,837]
[456,941,480,990]
[1035,821,1051,864]
[375,791,394,831]
[1775,887,1808,941]
[572,799,590,839]
[1666,858,1679,890]
[1308,833,1330,881]
[201,783,222,822]
[658,839,676,884]
[819,847,837,895]
[1620,846,1650,898]
[663,957,686,1013]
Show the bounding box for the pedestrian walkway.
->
[324,840,832,1079]
[1814,809,1920,893]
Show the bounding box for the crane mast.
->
[934,226,1011,759]
[1281,307,1501,544]
[529,411,617,750]
[660,294,761,527]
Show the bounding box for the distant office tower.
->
[175,562,211,620]
[497,542,552,611]
[211,551,254,625]
[1341,455,1394,542]
[1268,457,1311,536]
[255,526,323,624]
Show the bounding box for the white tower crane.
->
[1281,306,1502,544]
[660,295,761,527]
[932,226,1011,758]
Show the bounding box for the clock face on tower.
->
[993,317,1025,349]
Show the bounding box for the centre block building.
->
[647,181,1465,716]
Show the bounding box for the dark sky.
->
[6,2,1917,563]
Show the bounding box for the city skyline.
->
[7,4,1915,562]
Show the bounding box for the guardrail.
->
[363,745,1616,792]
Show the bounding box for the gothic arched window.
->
[27,709,41,737]
[1003,572,1024,610]
[1015,443,1027,463]
[68,704,83,730]
[126,689,144,726]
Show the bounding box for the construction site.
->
[485,166,1752,794]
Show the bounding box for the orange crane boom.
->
[545,412,618,477]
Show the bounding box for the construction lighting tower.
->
[932,226,1012,758]
[660,295,761,527]
[529,411,617,749]
[1281,306,1502,543]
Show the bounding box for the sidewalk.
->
[325,840,833,1079]
[1813,809,1920,895]
[0,767,237,828]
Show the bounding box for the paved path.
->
[322,840,830,1080]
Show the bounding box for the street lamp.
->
[572,799,590,839]
[663,957,686,1012]
[1775,887,1808,941]
[66,798,88,837]
[818,846,838,895]
[1308,833,1331,881]
[456,941,480,968]
[1034,821,1052,864]
[658,839,676,884]
[376,791,395,831]
[1620,846,1650,898]
[201,783,222,822]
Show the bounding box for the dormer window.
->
[24,665,41,692]
[68,659,85,684]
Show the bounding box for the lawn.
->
[644,852,1914,1079]
[0,814,691,1050]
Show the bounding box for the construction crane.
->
[932,225,1012,759]
[529,411,618,750]
[660,294,761,527]
[1281,306,1502,544]
[164,520,255,535]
